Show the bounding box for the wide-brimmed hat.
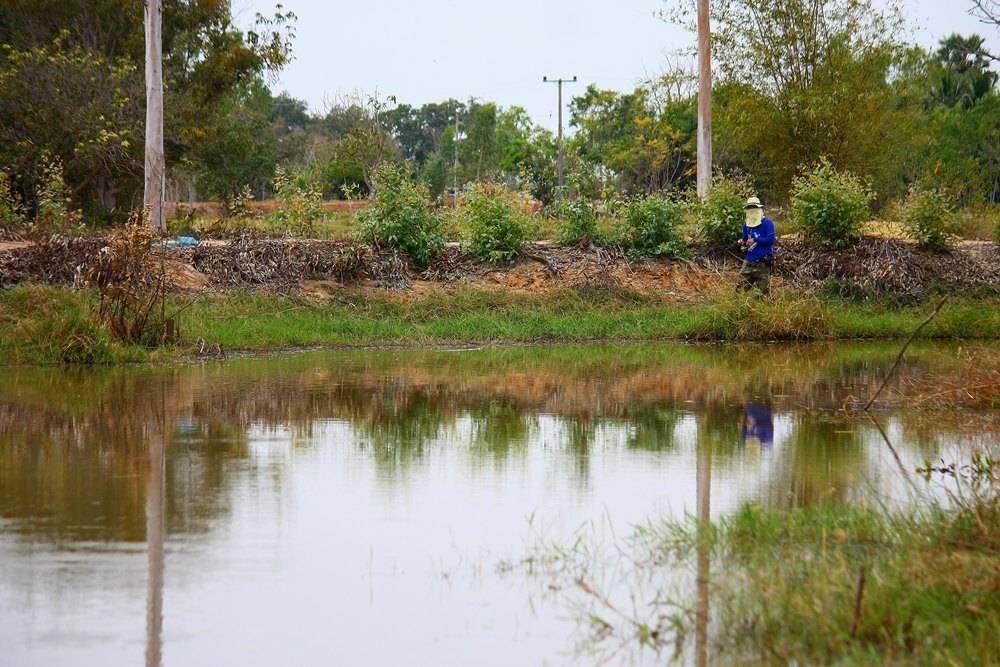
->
[745,196,764,209]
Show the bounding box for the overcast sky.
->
[232,0,1000,132]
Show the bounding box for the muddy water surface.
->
[0,342,995,666]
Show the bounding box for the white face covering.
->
[745,208,764,227]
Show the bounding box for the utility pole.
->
[144,0,166,230]
[453,111,461,205]
[543,75,577,190]
[696,0,712,198]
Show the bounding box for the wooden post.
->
[144,0,166,231]
[696,0,713,199]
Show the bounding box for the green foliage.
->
[570,80,697,194]
[0,171,26,227]
[191,77,276,205]
[924,91,1000,206]
[272,167,325,236]
[789,159,872,247]
[670,0,911,200]
[692,174,753,248]
[927,34,999,110]
[357,164,444,268]
[460,182,535,262]
[34,159,81,232]
[228,185,256,223]
[549,172,615,245]
[0,37,139,209]
[620,194,687,258]
[552,196,602,246]
[897,184,959,252]
[0,2,294,217]
[994,218,1000,246]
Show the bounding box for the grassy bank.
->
[3,284,1000,364]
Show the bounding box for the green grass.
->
[0,286,148,364]
[682,488,1000,665]
[3,284,1000,364]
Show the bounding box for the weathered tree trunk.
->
[144,0,165,230]
[696,0,713,198]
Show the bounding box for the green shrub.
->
[0,171,26,228]
[994,218,1000,246]
[620,193,687,259]
[227,184,256,223]
[273,167,325,236]
[357,164,445,269]
[35,159,81,232]
[461,182,535,262]
[693,175,753,248]
[788,158,872,248]
[547,171,612,245]
[897,184,959,252]
[551,194,603,245]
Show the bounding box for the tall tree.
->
[928,34,999,109]
[0,0,294,215]
[570,83,696,194]
[667,0,912,199]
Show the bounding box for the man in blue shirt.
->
[738,196,775,296]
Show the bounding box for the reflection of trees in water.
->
[624,404,684,452]
[773,415,868,508]
[353,393,450,474]
[0,371,251,543]
[468,401,533,459]
[694,404,746,460]
[0,342,983,543]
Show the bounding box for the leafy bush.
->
[693,175,753,248]
[552,193,603,245]
[461,182,535,262]
[994,217,1000,247]
[273,167,325,236]
[35,159,81,232]
[897,184,959,252]
[788,158,872,248]
[547,171,613,245]
[357,164,444,268]
[227,184,256,223]
[620,194,687,258]
[0,171,26,228]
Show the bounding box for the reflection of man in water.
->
[742,402,774,455]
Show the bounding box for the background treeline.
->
[0,0,998,226]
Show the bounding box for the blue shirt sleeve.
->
[754,219,775,245]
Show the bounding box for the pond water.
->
[0,342,996,666]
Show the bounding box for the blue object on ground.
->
[176,236,199,247]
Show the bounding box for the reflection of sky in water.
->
[0,342,997,666]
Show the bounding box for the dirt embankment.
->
[1,233,998,301]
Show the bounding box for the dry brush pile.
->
[2,233,999,298]
[776,237,1000,297]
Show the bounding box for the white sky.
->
[232,0,1000,132]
